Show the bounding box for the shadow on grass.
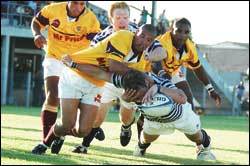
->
[1,148,80,165]
[171,143,249,154]
[1,134,237,165]
[64,142,226,165]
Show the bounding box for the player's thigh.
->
[44,76,59,97]
[60,98,79,129]
[94,102,113,127]
[174,103,201,135]
[43,58,64,97]
[78,103,99,134]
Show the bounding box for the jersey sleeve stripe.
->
[106,41,126,58]
[35,12,49,26]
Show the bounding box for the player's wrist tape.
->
[111,73,123,88]
[205,84,214,93]
[70,61,77,68]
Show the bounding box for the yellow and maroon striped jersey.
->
[34,2,100,60]
[69,30,150,87]
[156,31,201,76]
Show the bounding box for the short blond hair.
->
[109,2,130,18]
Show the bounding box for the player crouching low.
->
[121,70,216,161]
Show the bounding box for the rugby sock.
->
[137,114,144,140]
[41,110,57,140]
[138,141,151,150]
[43,124,59,147]
[82,128,99,147]
[201,129,210,148]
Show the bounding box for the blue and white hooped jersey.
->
[91,24,138,46]
[137,72,183,123]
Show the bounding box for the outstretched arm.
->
[193,65,221,106]
[62,55,124,88]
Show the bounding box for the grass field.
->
[1,106,249,165]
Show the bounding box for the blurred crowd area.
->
[1,1,109,29]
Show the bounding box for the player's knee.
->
[120,114,133,125]
[54,122,67,136]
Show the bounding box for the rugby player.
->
[122,70,216,161]
[136,18,222,140]
[31,1,100,154]
[72,2,139,154]
[32,24,158,155]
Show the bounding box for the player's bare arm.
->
[108,59,131,75]
[142,84,187,104]
[62,55,112,82]
[193,65,222,106]
[31,18,47,48]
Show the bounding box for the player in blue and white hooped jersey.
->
[121,70,216,161]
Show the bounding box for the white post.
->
[26,72,32,107]
[1,35,10,105]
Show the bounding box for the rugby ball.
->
[138,93,174,117]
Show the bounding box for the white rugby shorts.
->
[58,67,101,107]
[42,57,65,79]
[143,102,201,135]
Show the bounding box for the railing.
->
[1,1,110,29]
[1,1,42,28]
[198,51,242,115]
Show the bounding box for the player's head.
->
[109,2,130,31]
[122,70,150,103]
[133,24,157,54]
[68,1,85,17]
[170,17,191,48]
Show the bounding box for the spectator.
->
[157,9,169,35]
[138,6,150,26]
[236,81,245,101]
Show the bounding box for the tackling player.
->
[72,2,139,154]
[31,24,158,155]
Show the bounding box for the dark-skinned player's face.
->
[68,1,85,17]
[171,22,191,47]
[133,28,155,53]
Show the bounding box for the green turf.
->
[1,106,249,165]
